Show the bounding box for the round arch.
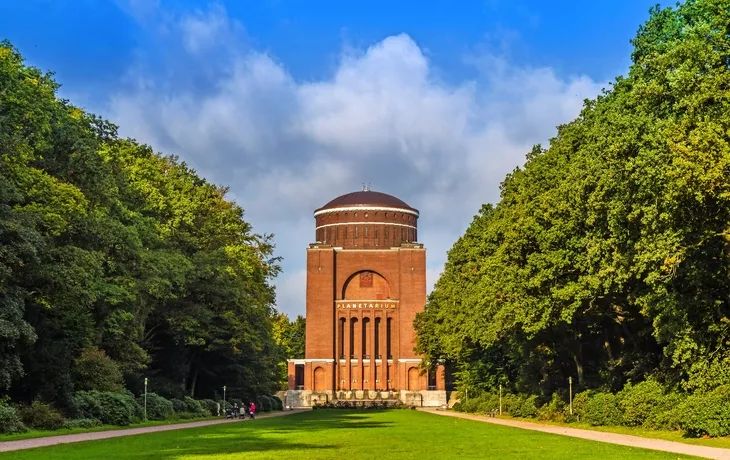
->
[407,367,420,391]
[313,366,326,391]
[342,270,391,300]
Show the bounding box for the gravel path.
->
[0,409,307,453]
[421,409,730,460]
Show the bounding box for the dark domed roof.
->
[314,190,417,215]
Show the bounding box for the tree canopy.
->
[0,40,290,404]
[415,0,730,398]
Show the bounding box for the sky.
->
[0,0,668,318]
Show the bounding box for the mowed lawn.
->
[1,410,703,460]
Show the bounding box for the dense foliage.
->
[0,39,291,411]
[272,313,305,389]
[416,0,730,409]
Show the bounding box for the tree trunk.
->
[189,365,199,398]
[573,354,585,388]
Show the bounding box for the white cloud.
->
[106,4,605,318]
[179,3,235,54]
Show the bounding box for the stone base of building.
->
[284,389,451,408]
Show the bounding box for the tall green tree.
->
[0,40,284,405]
[416,0,730,398]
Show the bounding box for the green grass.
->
[0,416,219,442]
[493,414,730,449]
[1,410,705,459]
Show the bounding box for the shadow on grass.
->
[150,410,390,460]
[0,411,398,460]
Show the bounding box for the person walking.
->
[249,401,256,419]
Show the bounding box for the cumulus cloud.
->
[105,3,605,317]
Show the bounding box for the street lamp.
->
[144,378,148,421]
[499,383,502,415]
[569,377,573,416]
[223,385,227,416]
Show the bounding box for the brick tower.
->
[286,188,447,407]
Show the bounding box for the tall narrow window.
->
[374,318,381,359]
[295,365,305,389]
[355,226,358,239]
[339,318,346,359]
[428,368,437,390]
[365,226,369,238]
[350,319,357,359]
[386,318,392,359]
[362,318,369,359]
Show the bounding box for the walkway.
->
[0,409,307,453]
[421,409,730,460]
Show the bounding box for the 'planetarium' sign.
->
[336,301,397,310]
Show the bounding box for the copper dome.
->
[314,190,418,215]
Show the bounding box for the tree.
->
[0,40,284,405]
[416,0,730,398]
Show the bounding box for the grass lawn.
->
[0,410,705,460]
[493,414,730,450]
[0,416,219,442]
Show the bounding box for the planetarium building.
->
[285,188,448,407]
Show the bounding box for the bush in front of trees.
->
[0,401,26,434]
[71,391,141,426]
[138,393,174,421]
[17,401,64,430]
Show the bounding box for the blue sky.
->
[0,0,667,316]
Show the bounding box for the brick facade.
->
[288,190,445,398]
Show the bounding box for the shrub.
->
[259,395,272,412]
[18,401,65,430]
[71,391,141,426]
[0,402,26,434]
[512,395,538,418]
[138,393,173,421]
[618,379,671,427]
[270,395,283,411]
[646,400,683,431]
[476,394,501,413]
[200,399,219,416]
[677,386,730,437]
[569,391,591,422]
[183,396,205,415]
[62,418,102,430]
[582,392,623,426]
[170,398,188,414]
[457,397,480,413]
[72,349,124,393]
[537,393,565,422]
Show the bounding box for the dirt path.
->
[421,409,730,460]
[0,409,308,453]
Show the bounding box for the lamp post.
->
[499,383,502,415]
[144,378,148,421]
[223,385,227,416]
[569,376,573,416]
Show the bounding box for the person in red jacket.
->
[249,402,256,419]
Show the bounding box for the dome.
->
[314,190,418,216]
